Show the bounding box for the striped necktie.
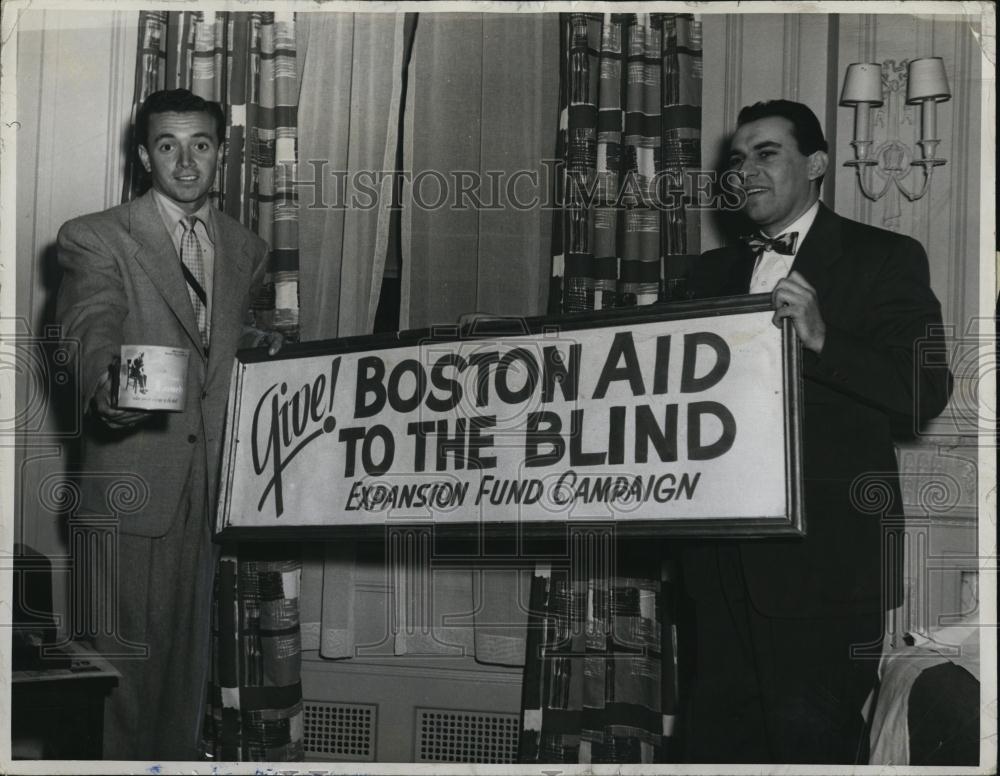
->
[180,215,209,349]
[744,231,799,259]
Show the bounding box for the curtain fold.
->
[520,12,702,765]
[295,12,406,343]
[403,12,558,328]
[306,11,559,668]
[294,11,415,662]
[126,10,303,761]
[392,10,559,662]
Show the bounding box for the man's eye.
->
[196,143,210,151]
[158,143,173,152]
[758,150,775,159]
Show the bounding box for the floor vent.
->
[303,700,377,761]
[415,707,519,763]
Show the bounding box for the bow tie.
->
[744,231,799,257]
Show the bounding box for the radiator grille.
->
[416,707,519,763]
[303,700,376,761]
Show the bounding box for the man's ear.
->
[137,144,151,173]
[807,150,828,182]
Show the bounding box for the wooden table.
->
[11,640,120,760]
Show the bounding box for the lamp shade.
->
[841,63,884,105]
[906,57,951,102]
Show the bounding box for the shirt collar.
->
[151,188,216,242]
[759,200,820,253]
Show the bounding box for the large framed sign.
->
[216,295,803,539]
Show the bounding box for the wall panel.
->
[13,10,138,634]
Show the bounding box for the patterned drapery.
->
[549,12,702,313]
[206,552,303,761]
[125,10,303,761]
[519,531,681,764]
[522,12,701,764]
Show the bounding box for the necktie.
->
[180,216,209,349]
[744,231,799,259]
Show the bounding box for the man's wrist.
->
[809,329,826,355]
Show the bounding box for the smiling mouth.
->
[175,174,199,183]
[742,187,768,197]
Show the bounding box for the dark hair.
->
[736,100,828,155]
[135,88,226,148]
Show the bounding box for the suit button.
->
[188,434,197,443]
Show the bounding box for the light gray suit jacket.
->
[57,189,270,537]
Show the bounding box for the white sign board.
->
[217,298,803,537]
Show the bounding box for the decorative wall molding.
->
[947,17,974,339]
[781,14,801,101]
[722,15,743,140]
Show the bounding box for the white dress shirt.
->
[749,200,820,294]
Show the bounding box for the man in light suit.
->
[678,100,953,763]
[57,89,280,760]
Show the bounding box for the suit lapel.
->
[693,243,755,298]
[205,211,254,386]
[733,241,755,294]
[127,191,205,356]
[789,202,842,305]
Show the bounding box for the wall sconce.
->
[841,57,950,202]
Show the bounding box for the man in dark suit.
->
[678,100,952,763]
[57,89,280,760]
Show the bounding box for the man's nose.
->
[178,147,195,167]
[735,160,757,181]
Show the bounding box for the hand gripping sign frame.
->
[215,294,804,541]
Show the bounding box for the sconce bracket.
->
[845,140,943,202]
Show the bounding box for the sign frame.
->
[215,294,804,541]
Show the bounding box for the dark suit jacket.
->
[685,203,952,617]
[57,190,270,538]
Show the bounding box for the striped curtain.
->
[549,12,702,314]
[125,11,303,762]
[519,532,681,764]
[207,551,303,761]
[521,12,701,765]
